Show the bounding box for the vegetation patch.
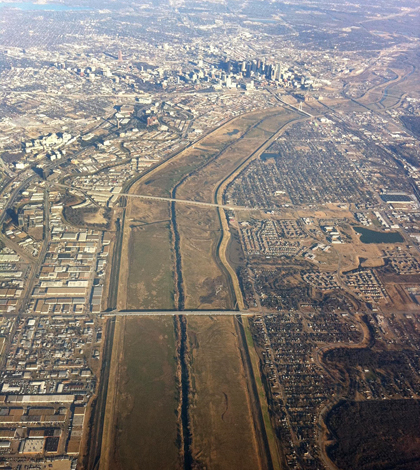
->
[326,399,420,470]
[105,317,181,470]
[64,205,111,229]
[187,316,263,470]
[126,220,175,310]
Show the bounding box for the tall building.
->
[274,63,283,81]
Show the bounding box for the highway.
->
[119,193,252,211]
[0,173,40,226]
[55,182,255,212]
[101,310,252,317]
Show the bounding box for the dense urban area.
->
[0,0,419,469]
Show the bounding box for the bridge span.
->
[49,182,269,212]
[101,310,253,317]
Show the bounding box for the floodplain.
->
[118,106,301,310]
[99,315,273,470]
[99,316,181,470]
[122,199,175,310]
[187,315,264,470]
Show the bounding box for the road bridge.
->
[101,310,253,317]
[52,182,258,212]
[114,193,252,211]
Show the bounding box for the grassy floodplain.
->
[175,205,232,309]
[187,315,263,470]
[119,198,175,310]
[106,107,304,470]
[100,315,272,470]
[242,317,283,470]
[119,107,299,310]
[174,108,298,309]
[100,316,181,470]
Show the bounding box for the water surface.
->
[354,226,404,244]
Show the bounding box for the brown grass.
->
[119,199,175,310]
[176,205,232,309]
[83,208,108,225]
[101,316,181,470]
[99,317,125,470]
[120,107,300,310]
[175,108,298,309]
[187,315,263,470]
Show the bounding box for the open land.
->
[119,107,300,310]
[176,110,301,310]
[99,315,273,470]
[187,315,264,470]
[121,199,175,310]
[100,316,181,470]
[1,1,420,469]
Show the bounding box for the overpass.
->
[50,182,255,212]
[87,190,253,212]
[115,193,253,211]
[101,310,253,317]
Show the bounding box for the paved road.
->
[0,173,39,225]
[119,193,253,211]
[61,184,255,212]
[56,182,285,213]
[101,310,252,317]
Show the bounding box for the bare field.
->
[127,222,175,309]
[174,108,298,308]
[177,205,232,310]
[119,199,175,310]
[99,318,124,470]
[187,315,263,470]
[84,212,107,225]
[321,97,367,113]
[129,110,273,200]
[177,109,296,201]
[119,107,300,310]
[358,65,416,109]
[242,317,283,470]
[101,316,181,470]
[334,242,384,273]
[99,315,272,470]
